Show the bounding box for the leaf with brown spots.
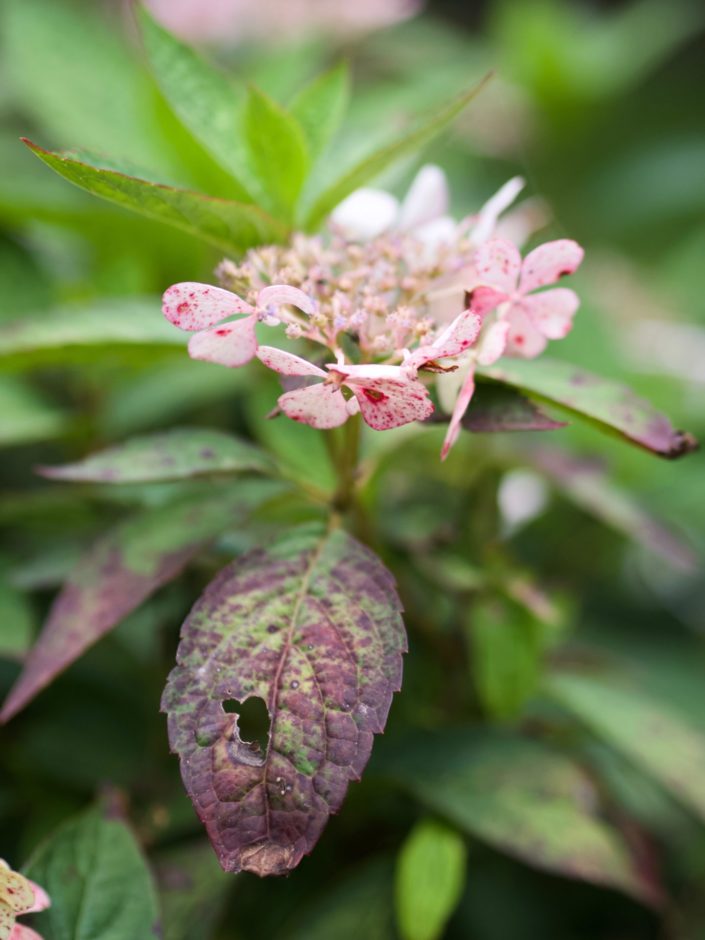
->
[478,358,698,458]
[162,525,406,876]
[0,480,281,722]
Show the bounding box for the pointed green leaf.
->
[138,6,256,200]
[548,671,705,824]
[479,358,698,458]
[396,819,466,940]
[303,74,492,230]
[163,525,407,875]
[23,140,287,254]
[380,730,662,906]
[290,63,350,161]
[0,481,282,722]
[38,428,272,484]
[24,804,160,940]
[245,86,310,219]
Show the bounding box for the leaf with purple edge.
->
[463,381,567,433]
[478,358,697,458]
[162,524,407,876]
[38,428,273,485]
[0,480,282,722]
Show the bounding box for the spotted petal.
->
[473,239,522,294]
[519,239,584,294]
[441,367,476,460]
[523,288,580,340]
[504,307,547,358]
[188,315,258,367]
[347,377,434,431]
[163,283,253,332]
[278,383,349,429]
[258,346,326,377]
[467,286,509,318]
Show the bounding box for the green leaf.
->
[463,382,566,433]
[380,730,661,905]
[547,671,705,824]
[395,819,466,940]
[163,525,406,875]
[138,6,255,200]
[245,86,310,220]
[0,578,34,660]
[478,358,698,458]
[38,428,273,484]
[0,480,282,721]
[290,63,350,162]
[23,140,287,254]
[0,299,185,371]
[24,804,160,940]
[467,594,543,720]
[303,74,492,230]
[0,376,67,445]
[154,841,230,940]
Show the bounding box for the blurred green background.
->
[1,1,704,938]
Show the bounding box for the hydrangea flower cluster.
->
[0,859,50,940]
[163,167,584,459]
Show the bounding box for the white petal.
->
[330,188,400,241]
[187,316,258,367]
[257,284,316,316]
[331,363,408,381]
[470,176,525,245]
[397,164,449,231]
[279,383,349,429]
[476,319,510,365]
[257,346,326,377]
[162,282,253,331]
[441,367,476,460]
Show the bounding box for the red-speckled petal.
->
[279,383,349,429]
[504,307,547,359]
[523,288,580,340]
[162,283,253,331]
[473,239,521,294]
[188,315,258,367]
[349,378,434,431]
[519,240,584,294]
[257,346,326,377]
[441,366,476,460]
[467,285,509,318]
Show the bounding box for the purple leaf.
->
[0,481,279,722]
[464,382,566,433]
[162,526,406,876]
[479,358,698,458]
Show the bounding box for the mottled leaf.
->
[23,140,287,254]
[0,376,67,445]
[529,447,697,571]
[304,75,492,230]
[0,481,281,722]
[290,63,350,162]
[395,819,466,940]
[38,428,272,484]
[548,671,705,823]
[138,7,255,199]
[154,841,230,940]
[163,525,406,876]
[0,299,185,371]
[24,804,160,940]
[464,382,566,432]
[478,358,697,458]
[379,730,662,905]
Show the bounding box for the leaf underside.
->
[463,382,566,433]
[162,526,406,876]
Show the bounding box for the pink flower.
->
[162,282,315,367]
[257,348,434,431]
[0,859,50,940]
[403,310,482,374]
[469,238,584,358]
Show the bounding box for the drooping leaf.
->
[0,480,282,722]
[154,841,230,940]
[529,447,697,571]
[303,74,492,230]
[244,86,310,220]
[24,804,160,940]
[38,428,272,485]
[395,819,466,940]
[0,299,185,371]
[290,63,350,162]
[0,376,67,445]
[138,6,255,199]
[378,730,662,905]
[463,382,566,433]
[548,671,705,824]
[23,141,287,254]
[162,525,406,875]
[478,359,697,458]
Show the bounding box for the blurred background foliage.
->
[0,0,704,938]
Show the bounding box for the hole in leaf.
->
[222,696,270,754]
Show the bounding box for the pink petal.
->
[10,924,45,940]
[504,307,547,358]
[257,346,326,377]
[278,383,349,429]
[404,311,482,373]
[162,283,253,331]
[257,285,316,316]
[25,883,50,915]
[522,288,579,339]
[467,285,509,318]
[519,239,584,294]
[187,315,258,367]
[332,363,409,381]
[471,176,525,245]
[473,239,522,294]
[348,378,434,431]
[397,165,449,231]
[441,367,476,461]
[476,319,510,365]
